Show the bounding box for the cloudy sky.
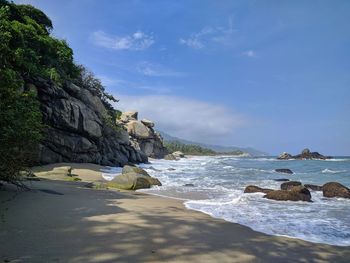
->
[16,0,350,155]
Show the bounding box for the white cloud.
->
[179,18,236,49]
[91,30,155,51]
[137,61,184,77]
[115,95,247,144]
[242,50,256,57]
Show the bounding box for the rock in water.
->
[304,184,323,191]
[172,151,185,158]
[264,186,312,202]
[280,181,302,190]
[277,152,293,160]
[274,179,290,182]
[275,168,293,174]
[322,182,350,198]
[244,185,273,194]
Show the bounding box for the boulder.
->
[274,179,290,182]
[264,186,311,202]
[280,181,302,190]
[184,184,195,187]
[108,173,150,190]
[120,111,138,122]
[244,185,273,194]
[275,168,293,174]
[277,152,293,160]
[322,182,350,199]
[172,151,185,158]
[126,121,152,139]
[164,154,178,160]
[122,165,149,176]
[141,119,154,128]
[304,184,323,191]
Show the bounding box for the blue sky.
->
[16,0,350,155]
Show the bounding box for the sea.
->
[102,156,350,246]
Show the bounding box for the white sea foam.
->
[322,168,346,174]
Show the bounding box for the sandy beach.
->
[1,163,349,263]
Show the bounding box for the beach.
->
[1,164,349,263]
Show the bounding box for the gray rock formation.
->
[117,111,168,158]
[277,148,331,160]
[32,78,147,166]
[322,182,350,198]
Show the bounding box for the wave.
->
[322,169,347,174]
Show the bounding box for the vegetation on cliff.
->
[0,0,120,183]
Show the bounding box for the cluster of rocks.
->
[32,78,147,166]
[164,151,186,160]
[244,181,350,202]
[277,148,331,160]
[107,165,161,190]
[117,111,168,159]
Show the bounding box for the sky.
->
[15,0,350,155]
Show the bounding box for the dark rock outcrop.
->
[264,186,312,202]
[244,185,273,194]
[117,111,168,158]
[277,148,331,160]
[275,168,293,174]
[322,182,350,199]
[280,181,302,190]
[304,184,323,191]
[33,78,147,166]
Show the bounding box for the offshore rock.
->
[322,182,350,199]
[277,149,331,160]
[264,186,312,202]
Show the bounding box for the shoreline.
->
[1,163,350,262]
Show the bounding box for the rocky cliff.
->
[32,77,148,166]
[117,111,168,158]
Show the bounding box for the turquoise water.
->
[133,156,350,246]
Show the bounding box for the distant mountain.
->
[159,131,268,157]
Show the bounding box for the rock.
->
[264,186,312,202]
[277,149,331,160]
[304,184,323,191]
[275,168,293,174]
[274,179,290,182]
[126,121,152,139]
[164,154,178,160]
[277,152,293,160]
[108,173,151,190]
[322,182,350,199]
[120,111,138,122]
[184,184,195,187]
[122,165,149,176]
[244,185,273,194]
[172,151,185,158]
[33,79,147,166]
[141,119,154,128]
[167,168,176,171]
[119,112,168,159]
[280,181,302,190]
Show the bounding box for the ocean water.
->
[103,156,350,246]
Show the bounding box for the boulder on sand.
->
[264,186,312,202]
[122,165,149,176]
[108,172,162,190]
[244,185,273,194]
[172,151,185,158]
[280,181,302,190]
[322,182,350,199]
[164,154,178,160]
[275,168,293,174]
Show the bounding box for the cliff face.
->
[117,111,168,158]
[32,77,148,166]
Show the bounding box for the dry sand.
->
[1,163,349,262]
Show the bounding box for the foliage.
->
[164,141,217,156]
[0,0,77,184]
